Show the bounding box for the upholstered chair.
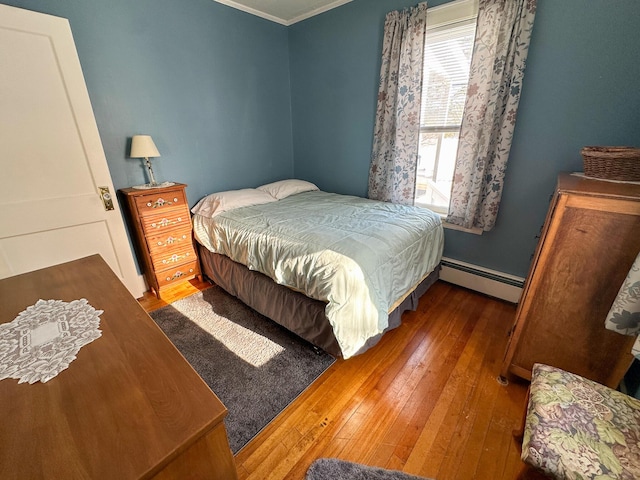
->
[518,363,640,479]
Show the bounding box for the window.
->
[414,0,478,215]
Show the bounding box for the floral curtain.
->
[605,252,640,358]
[446,0,537,231]
[368,3,428,205]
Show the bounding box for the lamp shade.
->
[130,135,160,158]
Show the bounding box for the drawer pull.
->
[171,271,185,280]
[155,235,187,247]
[151,217,183,229]
[146,197,176,209]
[152,219,170,228]
[162,253,188,265]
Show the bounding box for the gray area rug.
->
[149,286,335,453]
[306,458,432,480]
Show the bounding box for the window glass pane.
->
[420,21,476,129]
[415,131,460,214]
[415,10,476,214]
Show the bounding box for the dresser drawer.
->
[141,210,190,234]
[150,244,196,271]
[134,190,187,217]
[157,261,200,288]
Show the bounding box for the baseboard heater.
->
[439,257,525,304]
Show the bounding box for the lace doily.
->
[0,299,103,384]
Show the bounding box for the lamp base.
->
[131,181,176,190]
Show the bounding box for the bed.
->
[192,179,444,359]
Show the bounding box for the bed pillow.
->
[191,188,277,218]
[256,179,319,200]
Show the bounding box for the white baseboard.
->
[439,257,524,304]
[131,273,148,299]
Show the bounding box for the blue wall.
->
[289,0,640,277]
[0,0,294,205]
[3,0,640,279]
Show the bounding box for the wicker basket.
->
[581,146,640,181]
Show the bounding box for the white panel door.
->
[0,5,144,297]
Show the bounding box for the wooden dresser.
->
[500,173,640,388]
[0,255,237,479]
[120,183,201,299]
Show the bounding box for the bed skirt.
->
[197,244,440,358]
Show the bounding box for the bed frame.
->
[198,244,440,357]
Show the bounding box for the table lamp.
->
[130,135,161,187]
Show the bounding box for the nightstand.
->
[119,183,201,299]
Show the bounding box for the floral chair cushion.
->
[522,363,640,480]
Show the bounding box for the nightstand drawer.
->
[158,261,199,287]
[135,190,187,216]
[141,210,190,234]
[150,244,196,271]
[146,226,192,250]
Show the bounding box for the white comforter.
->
[193,191,443,358]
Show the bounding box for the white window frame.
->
[428,0,478,27]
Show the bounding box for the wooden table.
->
[0,255,237,479]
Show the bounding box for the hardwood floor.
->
[140,279,534,479]
[137,276,212,311]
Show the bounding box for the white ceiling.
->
[213,0,352,26]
